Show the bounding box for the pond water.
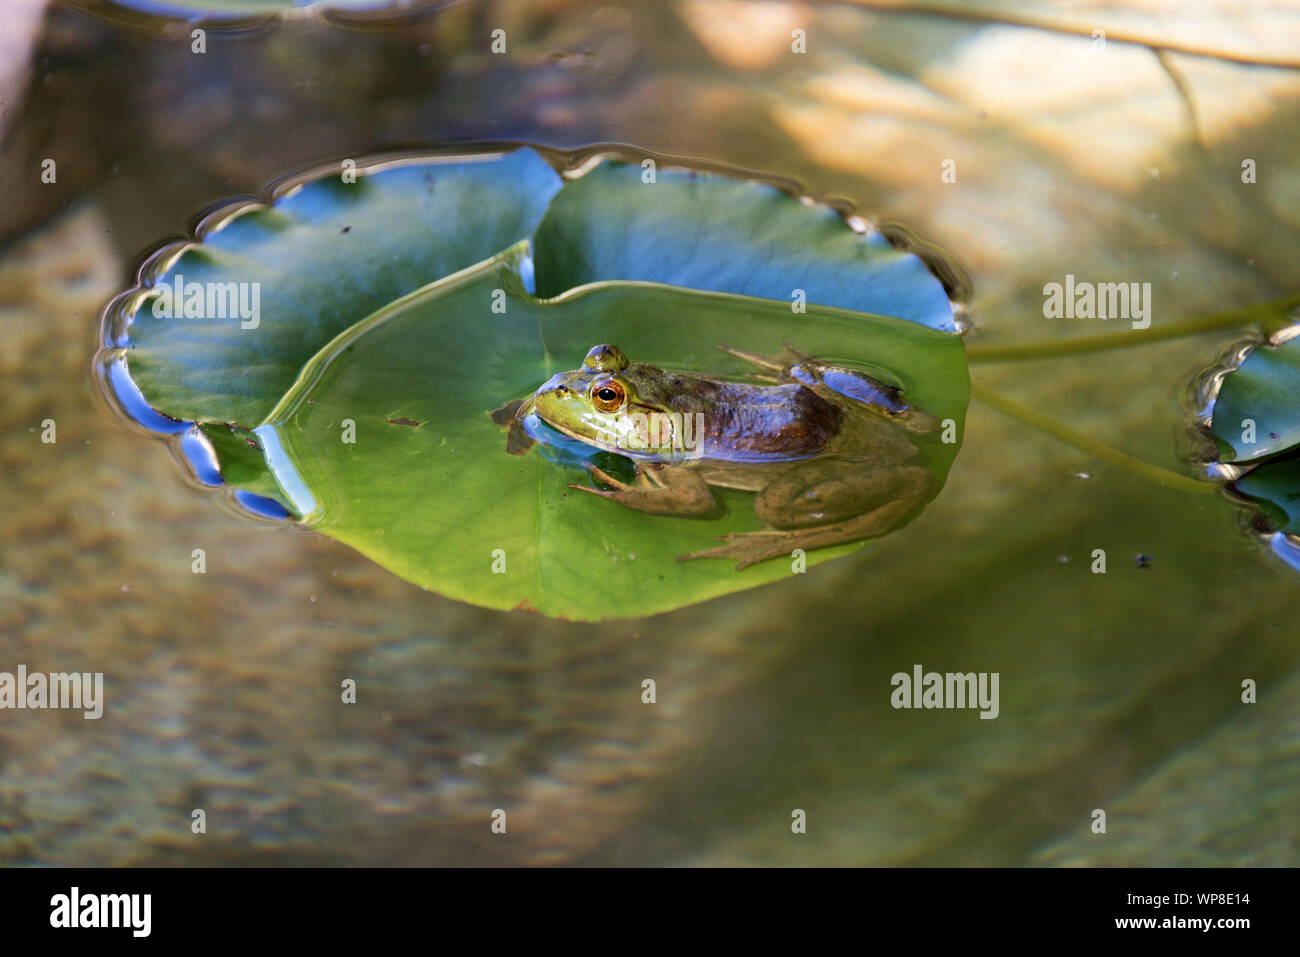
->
[1,0,1298,865]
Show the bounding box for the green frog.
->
[490,343,939,569]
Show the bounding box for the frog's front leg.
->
[569,462,718,517]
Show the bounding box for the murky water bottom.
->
[1,0,1298,865]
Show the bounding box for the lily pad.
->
[1208,334,1300,463]
[1201,327,1300,552]
[1232,455,1300,535]
[98,146,968,619]
[256,258,968,619]
[533,160,959,332]
[119,149,563,428]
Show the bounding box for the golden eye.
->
[590,378,626,412]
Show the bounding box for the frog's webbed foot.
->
[488,400,537,455]
[488,399,524,426]
[676,528,798,571]
[677,502,917,570]
[569,462,717,517]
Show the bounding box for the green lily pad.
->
[1232,454,1300,535]
[254,257,968,620]
[1209,334,1300,463]
[99,146,968,619]
[122,149,562,428]
[198,422,288,507]
[1201,328,1300,550]
[533,160,959,332]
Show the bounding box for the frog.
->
[490,343,939,569]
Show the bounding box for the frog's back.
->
[665,378,844,463]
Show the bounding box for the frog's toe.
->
[488,399,525,425]
[581,462,635,491]
[676,530,795,569]
[568,482,618,502]
[716,344,784,372]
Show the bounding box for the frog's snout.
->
[536,372,577,401]
[534,373,584,420]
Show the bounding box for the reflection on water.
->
[0,0,1298,865]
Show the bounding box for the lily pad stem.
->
[970,383,1213,494]
[966,294,1300,363]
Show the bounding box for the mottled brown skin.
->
[493,343,939,569]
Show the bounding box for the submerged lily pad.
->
[98,146,968,619]
[1202,327,1300,551]
[1208,333,1300,463]
[1232,455,1300,535]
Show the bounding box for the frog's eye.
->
[589,378,626,412]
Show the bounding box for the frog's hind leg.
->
[677,466,935,570]
[677,498,922,570]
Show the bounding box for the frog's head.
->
[534,344,693,456]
